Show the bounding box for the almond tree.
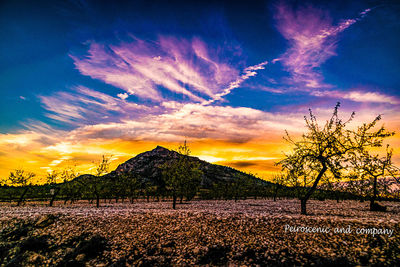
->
[7,169,35,206]
[162,141,202,209]
[229,173,248,202]
[46,170,60,207]
[271,173,287,201]
[317,170,350,202]
[89,155,111,208]
[114,172,140,203]
[349,145,398,211]
[278,103,394,215]
[127,173,140,203]
[60,166,80,204]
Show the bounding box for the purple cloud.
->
[274,3,371,90]
[312,89,400,105]
[204,60,269,105]
[39,86,151,125]
[71,36,240,103]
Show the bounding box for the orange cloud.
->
[1,102,399,184]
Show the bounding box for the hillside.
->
[104,146,269,188]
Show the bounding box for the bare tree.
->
[7,169,35,206]
[90,155,111,208]
[60,166,80,204]
[162,141,202,209]
[114,172,140,203]
[278,103,394,215]
[46,170,60,207]
[271,173,286,201]
[349,145,398,211]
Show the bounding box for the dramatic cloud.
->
[274,3,371,90]
[39,86,150,125]
[204,60,269,105]
[62,103,305,143]
[71,37,240,103]
[2,2,399,181]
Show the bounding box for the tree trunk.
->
[17,187,29,206]
[172,194,177,209]
[273,187,278,202]
[300,164,327,215]
[96,195,100,208]
[370,176,378,211]
[49,188,60,207]
[300,198,307,215]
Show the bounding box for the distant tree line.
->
[1,109,399,214]
[1,162,398,210]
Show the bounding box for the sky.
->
[0,0,399,182]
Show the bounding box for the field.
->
[1,199,400,266]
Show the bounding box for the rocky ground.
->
[1,199,400,266]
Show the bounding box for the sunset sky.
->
[0,0,399,182]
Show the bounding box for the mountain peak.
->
[110,146,269,188]
[152,146,171,152]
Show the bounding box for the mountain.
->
[104,146,269,188]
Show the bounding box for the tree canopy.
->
[278,103,395,215]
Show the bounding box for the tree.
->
[60,166,80,204]
[162,141,203,209]
[209,182,225,200]
[349,145,398,211]
[271,173,286,201]
[89,155,111,208]
[278,103,394,215]
[46,170,60,207]
[126,173,140,203]
[229,173,248,202]
[114,172,140,203]
[7,169,35,206]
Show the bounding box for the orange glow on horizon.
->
[0,121,399,184]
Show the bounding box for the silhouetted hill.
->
[101,146,270,188]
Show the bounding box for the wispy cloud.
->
[274,3,371,90]
[71,36,240,103]
[342,91,400,105]
[312,89,400,105]
[3,2,400,181]
[64,103,306,143]
[39,86,149,125]
[203,60,269,105]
